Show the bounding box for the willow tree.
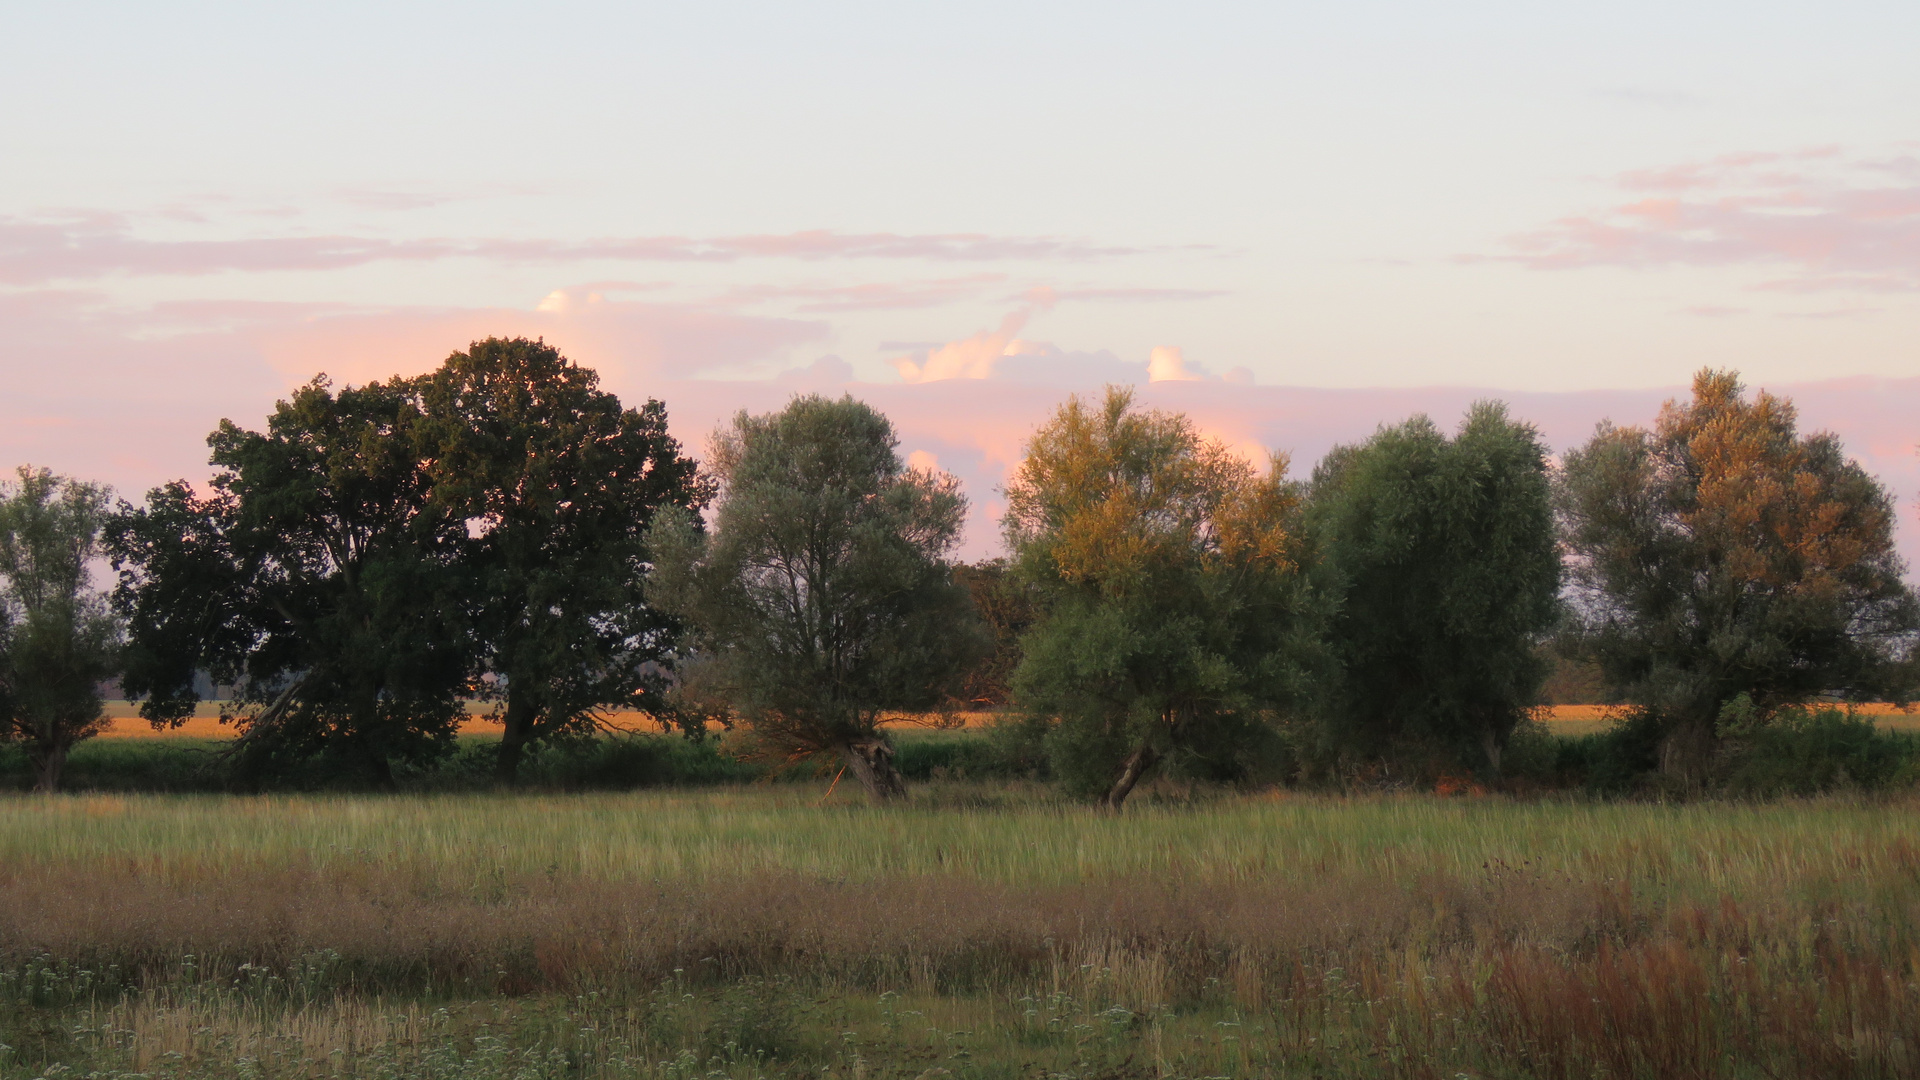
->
[647,395,983,802]
[1307,402,1560,776]
[1557,369,1918,785]
[0,468,121,791]
[1005,387,1314,808]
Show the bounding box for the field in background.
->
[4,788,1920,1077]
[92,701,1920,739]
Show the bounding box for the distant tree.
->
[109,376,469,786]
[951,559,1038,708]
[414,338,713,784]
[1557,369,1918,785]
[1004,387,1314,809]
[1306,403,1560,776]
[647,395,983,802]
[0,468,121,791]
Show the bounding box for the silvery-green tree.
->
[647,395,983,802]
[1307,402,1560,776]
[0,467,121,792]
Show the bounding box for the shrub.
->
[1724,707,1920,796]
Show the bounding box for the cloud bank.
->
[1498,148,1920,292]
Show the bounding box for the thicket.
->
[0,346,1915,800]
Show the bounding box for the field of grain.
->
[4,788,1920,1077]
[93,701,1920,742]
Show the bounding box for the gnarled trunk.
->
[1659,717,1716,792]
[839,737,908,803]
[1480,728,1503,777]
[1103,745,1159,810]
[496,686,536,786]
[30,741,69,793]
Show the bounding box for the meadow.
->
[5,784,1920,1078]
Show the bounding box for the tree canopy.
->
[1003,387,1313,808]
[1307,402,1560,776]
[1557,368,1918,784]
[111,376,470,786]
[414,337,711,783]
[0,467,121,791]
[647,394,983,802]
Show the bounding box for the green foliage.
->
[109,377,470,787]
[414,338,712,783]
[1004,387,1315,806]
[647,394,985,801]
[1306,402,1560,778]
[1557,369,1919,785]
[0,467,121,791]
[1722,706,1920,796]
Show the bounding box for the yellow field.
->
[92,701,1920,738]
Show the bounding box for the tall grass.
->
[6,788,1920,1076]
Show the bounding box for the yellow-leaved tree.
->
[1558,369,1918,785]
[1003,387,1317,807]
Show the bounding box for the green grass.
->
[0,784,1910,889]
[7,780,1920,1075]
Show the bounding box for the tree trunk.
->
[496,686,536,787]
[1659,717,1716,792]
[1480,728,1503,777]
[1103,745,1159,810]
[839,737,908,803]
[31,741,69,794]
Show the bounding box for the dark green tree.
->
[1004,388,1314,808]
[414,337,712,784]
[1557,369,1918,785]
[0,467,121,791]
[109,376,469,786]
[1306,402,1560,776]
[647,395,983,802]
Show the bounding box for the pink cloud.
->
[1017,286,1229,304]
[1495,149,1920,291]
[709,274,1006,313]
[889,308,1034,383]
[0,215,1152,285]
[0,288,825,505]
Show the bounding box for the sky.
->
[4,0,1920,558]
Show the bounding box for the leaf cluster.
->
[1002,387,1314,801]
[647,394,985,767]
[1557,369,1919,744]
[1307,401,1560,773]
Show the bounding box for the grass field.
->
[5,787,1920,1078]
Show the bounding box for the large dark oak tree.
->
[110,377,470,786]
[415,337,710,784]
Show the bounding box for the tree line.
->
[0,339,1911,801]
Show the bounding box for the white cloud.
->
[1147,345,1206,382]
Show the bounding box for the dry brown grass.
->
[9,853,1920,1075]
